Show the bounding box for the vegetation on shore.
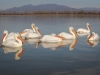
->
[0,10,100,15]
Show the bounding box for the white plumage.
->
[58,27,78,39]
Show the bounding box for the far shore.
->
[0,14,100,17]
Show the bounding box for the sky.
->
[0,0,100,10]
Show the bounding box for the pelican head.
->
[86,23,91,32]
[31,23,36,32]
[4,30,8,34]
[2,30,8,42]
[69,27,78,39]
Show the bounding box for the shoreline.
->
[0,14,100,17]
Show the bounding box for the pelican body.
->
[2,34,24,47]
[77,23,91,34]
[58,27,78,39]
[40,35,62,43]
[20,23,42,39]
[2,30,19,42]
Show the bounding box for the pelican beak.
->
[32,25,37,32]
[88,25,91,32]
[2,33,6,42]
[17,36,25,44]
[38,29,42,38]
[72,30,78,38]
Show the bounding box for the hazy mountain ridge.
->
[2,4,76,12]
[1,4,100,12]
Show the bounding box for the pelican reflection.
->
[41,42,62,50]
[41,39,78,50]
[87,40,99,47]
[62,39,78,50]
[25,38,40,48]
[2,46,26,60]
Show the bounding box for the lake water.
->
[0,15,100,75]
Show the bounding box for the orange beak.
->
[38,29,42,38]
[17,36,25,44]
[72,29,78,38]
[2,34,6,42]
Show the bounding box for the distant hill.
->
[2,4,76,12]
[0,4,100,12]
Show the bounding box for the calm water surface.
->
[0,15,100,75]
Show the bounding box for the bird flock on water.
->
[0,23,99,48]
[0,23,100,60]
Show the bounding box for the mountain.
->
[2,4,76,12]
[80,7,100,11]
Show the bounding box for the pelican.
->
[20,23,36,38]
[87,40,99,47]
[1,30,19,42]
[77,23,91,34]
[87,32,99,41]
[58,27,78,40]
[20,23,42,39]
[2,33,25,47]
[2,46,26,60]
[25,27,42,39]
[40,33,63,43]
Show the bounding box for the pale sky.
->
[0,0,100,9]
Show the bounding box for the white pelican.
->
[1,30,18,42]
[87,32,99,41]
[20,23,36,38]
[87,40,99,47]
[20,23,42,39]
[77,23,91,34]
[58,27,78,40]
[25,27,42,39]
[40,33,63,43]
[2,46,26,60]
[2,34,25,47]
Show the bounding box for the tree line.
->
[0,10,100,15]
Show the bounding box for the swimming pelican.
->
[40,33,63,43]
[25,27,42,39]
[1,30,19,42]
[58,27,78,40]
[87,32,99,41]
[77,23,91,34]
[2,46,26,60]
[2,34,25,47]
[20,23,36,38]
